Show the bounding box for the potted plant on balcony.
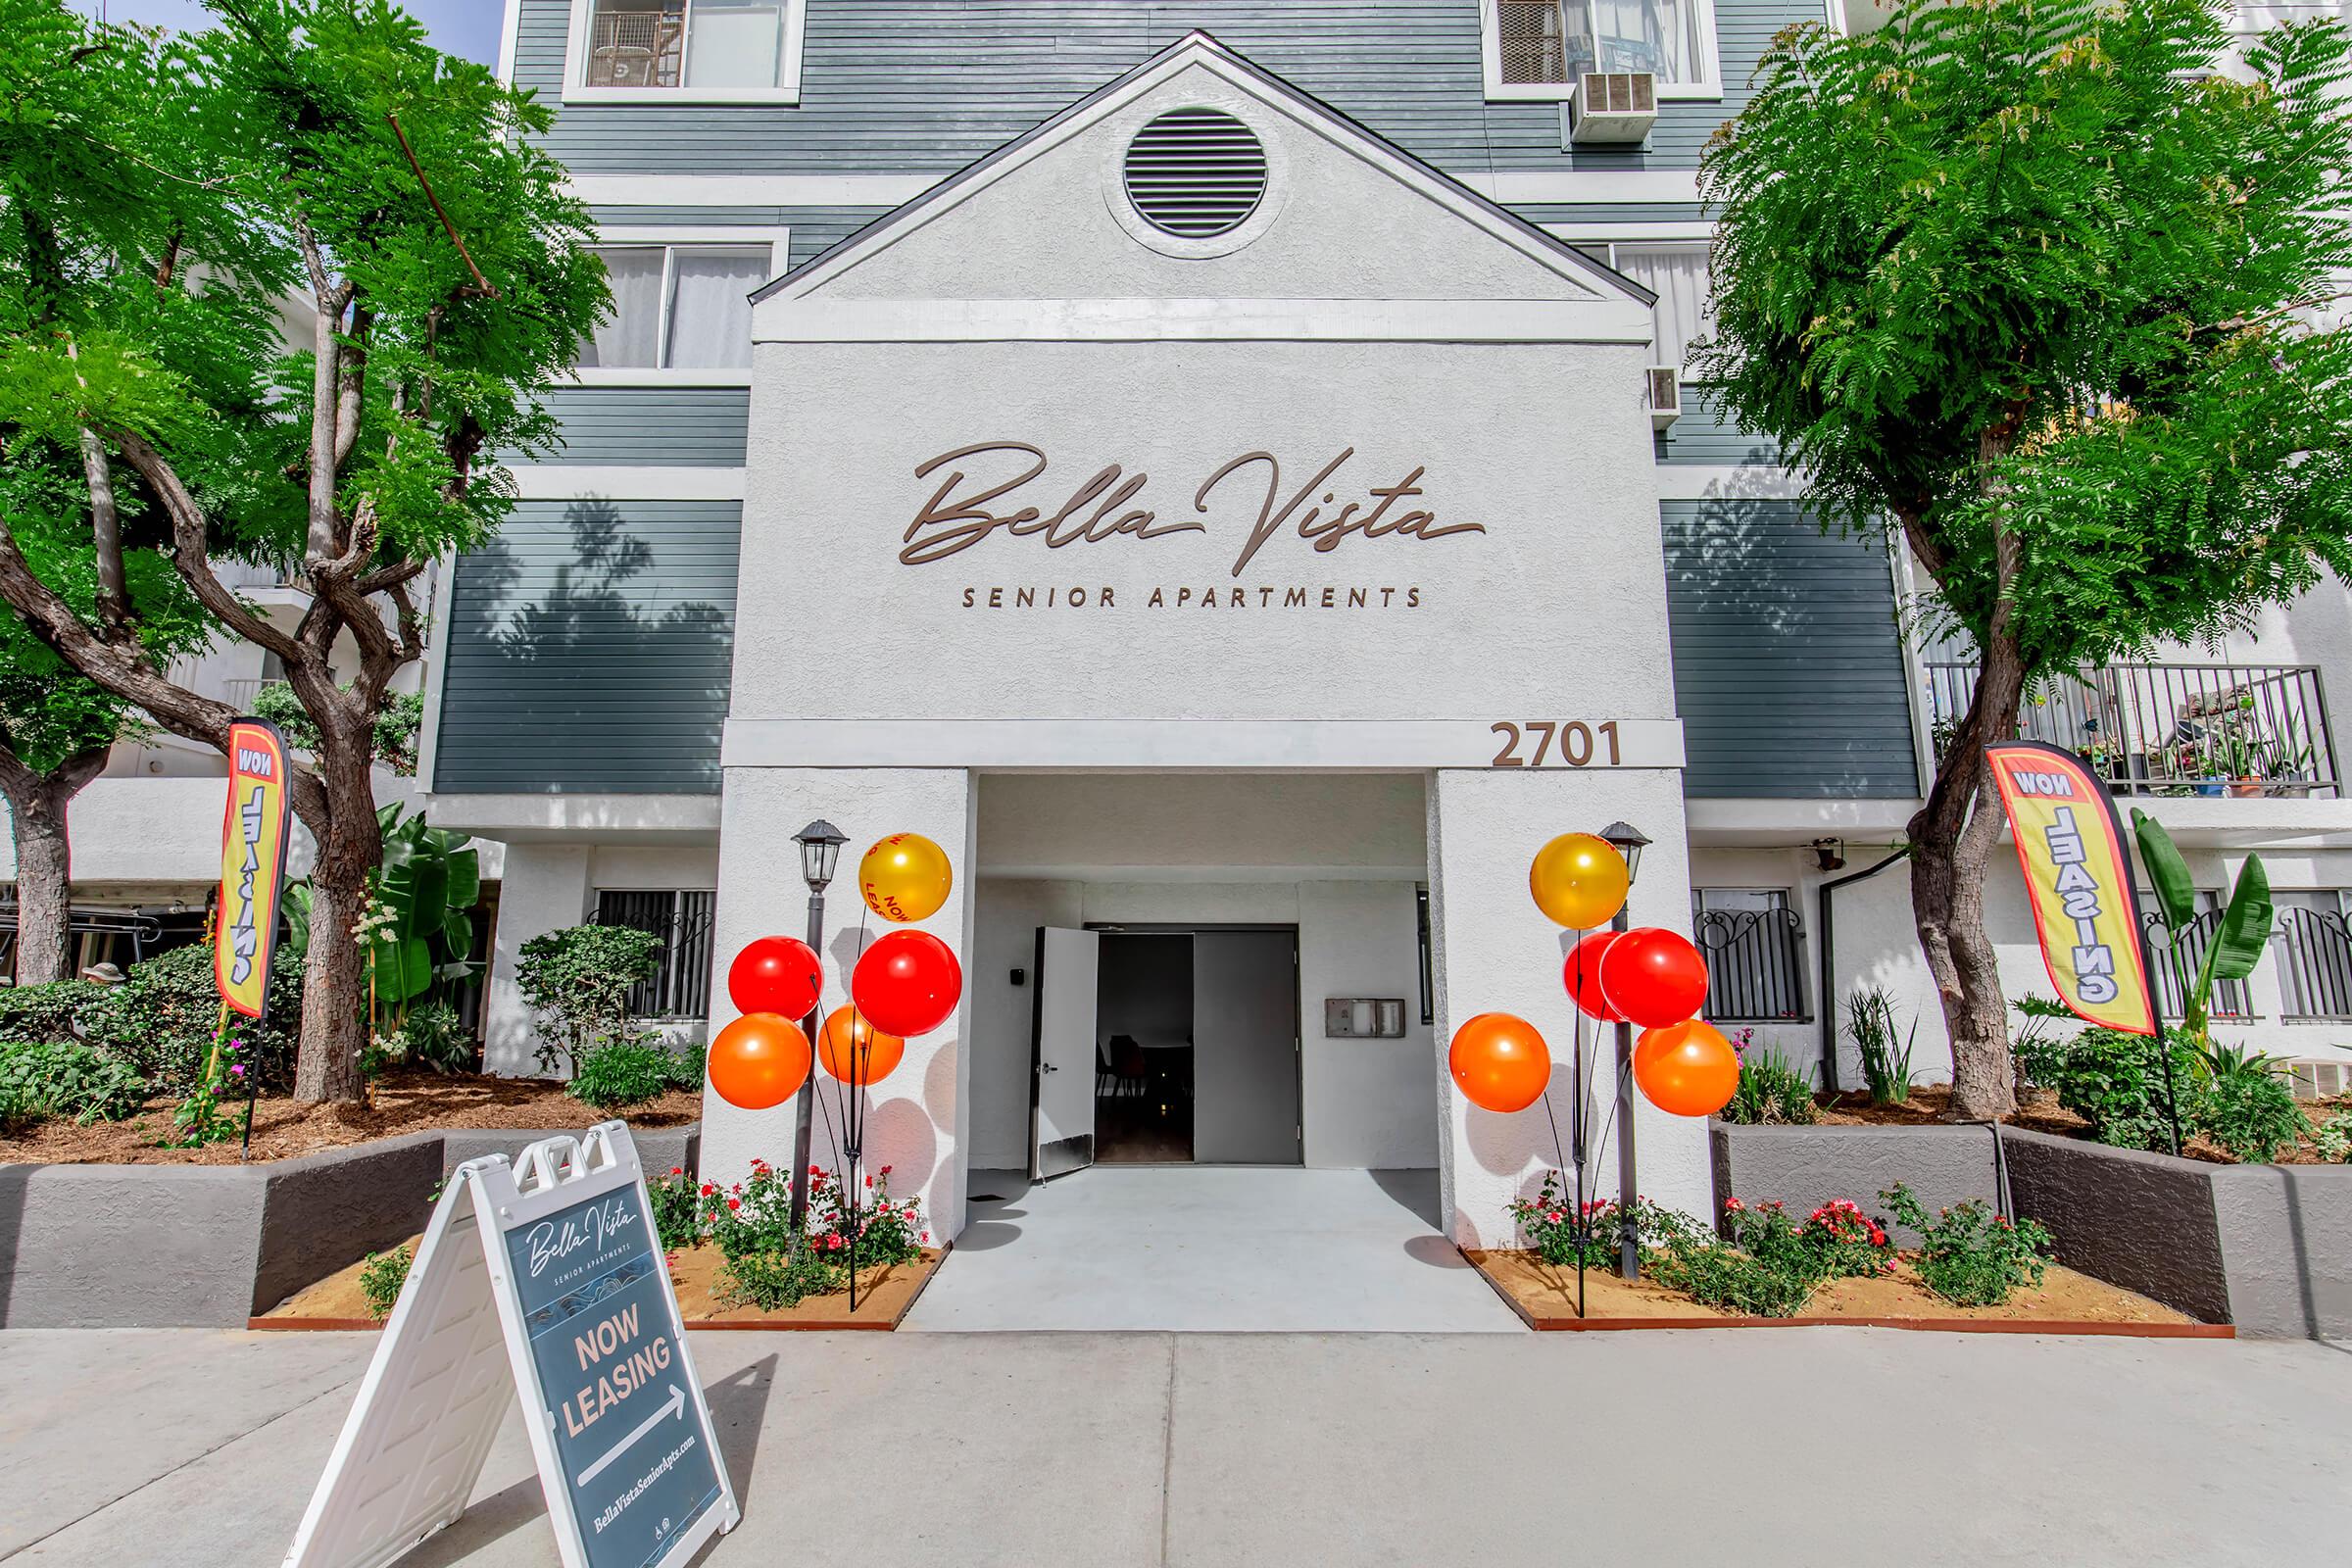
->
[2220,731,2265,798]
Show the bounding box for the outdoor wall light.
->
[793,819,849,892]
[1598,820,1650,888]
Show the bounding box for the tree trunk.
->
[1907,627,2028,1121]
[288,723,386,1103]
[0,743,110,987]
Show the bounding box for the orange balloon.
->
[1634,1019,1741,1118]
[709,1012,810,1110]
[1447,1012,1552,1114]
[817,1005,906,1085]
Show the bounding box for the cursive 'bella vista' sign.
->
[902,441,1486,577]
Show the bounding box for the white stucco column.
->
[701,765,978,1242]
[482,842,593,1077]
[1425,767,1710,1248]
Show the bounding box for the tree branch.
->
[106,428,310,667]
[76,425,128,629]
[387,112,497,298]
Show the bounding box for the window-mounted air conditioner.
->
[1647,366,1683,430]
[1570,72,1658,145]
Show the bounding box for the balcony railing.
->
[1926,662,2340,798]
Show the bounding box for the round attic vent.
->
[1122,107,1268,239]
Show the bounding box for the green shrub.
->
[2193,1045,2312,1163]
[1648,1229,1820,1317]
[2316,1108,2352,1164]
[1883,1183,2052,1307]
[516,924,663,1076]
[648,1165,706,1251]
[0,981,96,1045]
[1642,1195,1895,1318]
[717,1243,840,1311]
[0,1040,149,1130]
[1845,986,1918,1105]
[1720,1038,1818,1125]
[665,1041,707,1092]
[1504,1172,1702,1267]
[565,1038,678,1109]
[359,1246,414,1321]
[2015,1022,2203,1152]
[77,945,302,1095]
[395,1002,475,1076]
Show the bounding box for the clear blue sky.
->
[73,2,503,66]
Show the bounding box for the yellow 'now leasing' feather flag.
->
[1985,741,2161,1036]
[215,719,292,1022]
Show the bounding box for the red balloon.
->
[1447,1012,1552,1114]
[709,1012,811,1110]
[1598,927,1710,1029]
[728,936,821,1019]
[1634,1019,1741,1118]
[852,930,964,1039]
[1562,931,1628,1022]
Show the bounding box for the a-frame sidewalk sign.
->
[284,1121,741,1568]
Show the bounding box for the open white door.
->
[1030,926,1101,1181]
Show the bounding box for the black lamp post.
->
[1598,819,1650,1279]
[787,819,848,1235]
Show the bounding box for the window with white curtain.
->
[577,0,795,92]
[577,243,769,372]
[1608,241,1713,372]
[1488,0,1717,92]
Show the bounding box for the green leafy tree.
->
[515,923,664,1079]
[1699,0,2352,1116]
[0,449,206,986]
[0,2,607,1101]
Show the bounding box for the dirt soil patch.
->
[258,1238,942,1331]
[0,1069,701,1167]
[1812,1084,2340,1165]
[1469,1248,2212,1333]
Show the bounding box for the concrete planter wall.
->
[1711,1120,2352,1338]
[0,1123,698,1330]
[2001,1127,2351,1340]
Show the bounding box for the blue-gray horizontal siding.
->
[518,0,1811,176]
[1661,500,1920,800]
[434,501,741,795]
[1655,385,1779,466]
[513,387,752,466]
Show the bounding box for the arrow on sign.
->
[576,1383,686,1487]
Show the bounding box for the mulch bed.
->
[254,1238,943,1332]
[1812,1084,2340,1165]
[0,1069,702,1167]
[1467,1249,2225,1336]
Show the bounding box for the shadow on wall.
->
[439,498,736,794]
[1662,468,1920,801]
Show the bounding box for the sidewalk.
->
[2,1328,2346,1566]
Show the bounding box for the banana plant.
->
[2132,808,2274,1043]
[283,806,483,1029]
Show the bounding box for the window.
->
[2138,890,2254,1021]
[577,242,771,373]
[1611,242,1711,372]
[567,0,807,102]
[2273,891,2352,1021]
[1692,889,1807,1022]
[1486,0,1719,98]
[594,889,717,1020]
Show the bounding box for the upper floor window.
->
[577,239,775,377]
[1578,239,1712,372]
[1487,0,1719,101]
[565,0,808,104]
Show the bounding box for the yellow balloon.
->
[1529,833,1629,930]
[858,832,954,923]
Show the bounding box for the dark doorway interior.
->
[1095,934,1194,1162]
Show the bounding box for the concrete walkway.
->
[905,1166,1523,1332]
[3,1328,2348,1566]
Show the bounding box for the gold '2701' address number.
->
[1490,721,1624,768]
